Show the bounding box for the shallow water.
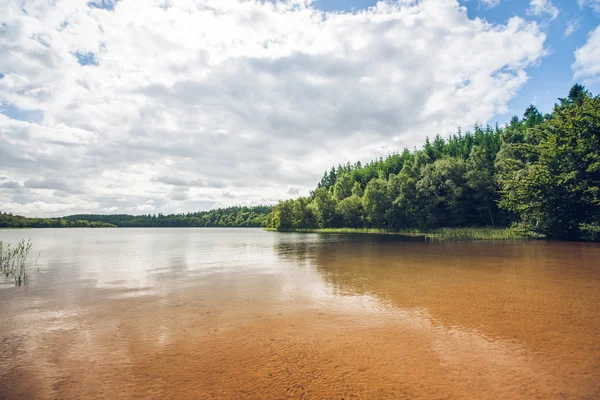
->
[0,228,599,399]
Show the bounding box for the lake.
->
[0,228,599,399]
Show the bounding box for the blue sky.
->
[465,0,600,123]
[315,0,600,124]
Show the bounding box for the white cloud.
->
[0,0,547,217]
[480,0,501,9]
[527,0,559,21]
[573,25,600,83]
[134,204,156,213]
[565,20,580,37]
[169,190,189,201]
[578,0,600,13]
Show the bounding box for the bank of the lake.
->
[266,226,539,241]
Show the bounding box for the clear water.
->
[1,228,599,399]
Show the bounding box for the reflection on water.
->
[0,228,599,399]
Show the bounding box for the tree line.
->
[64,206,272,227]
[0,213,117,228]
[0,206,273,228]
[267,85,600,241]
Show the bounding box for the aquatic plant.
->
[269,227,538,241]
[0,239,35,286]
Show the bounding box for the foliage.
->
[62,206,273,227]
[0,206,272,228]
[363,178,391,227]
[268,85,600,241]
[579,223,600,241]
[336,195,364,228]
[0,213,117,228]
[497,90,600,239]
[274,227,530,241]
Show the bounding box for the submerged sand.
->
[0,228,599,399]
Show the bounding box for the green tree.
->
[351,181,363,197]
[292,197,311,228]
[362,178,391,228]
[417,157,467,227]
[558,83,590,107]
[499,91,600,239]
[387,153,428,228]
[274,200,295,230]
[522,105,544,128]
[336,195,364,228]
[312,187,338,228]
[333,174,353,201]
[466,145,498,226]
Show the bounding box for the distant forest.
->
[0,214,117,228]
[0,206,272,228]
[267,85,600,241]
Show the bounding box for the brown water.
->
[0,228,599,399]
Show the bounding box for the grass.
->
[0,239,38,286]
[266,227,540,241]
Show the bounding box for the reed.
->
[0,239,35,286]
[267,227,538,241]
[423,227,534,241]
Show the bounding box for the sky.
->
[0,0,599,217]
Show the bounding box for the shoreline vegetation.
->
[264,227,539,241]
[0,239,36,286]
[266,85,600,242]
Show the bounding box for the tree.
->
[336,195,364,228]
[387,152,428,228]
[351,181,363,197]
[362,178,391,228]
[522,105,544,128]
[292,197,312,228]
[333,173,353,201]
[499,91,600,239]
[502,115,525,144]
[417,157,467,227]
[466,145,498,226]
[558,84,590,107]
[312,187,338,228]
[269,200,294,230]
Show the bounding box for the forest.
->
[63,206,272,227]
[0,214,117,228]
[267,85,600,241]
[0,206,272,228]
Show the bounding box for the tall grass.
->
[422,227,534,241]
[0,239,37,286]
[267,227,539,241]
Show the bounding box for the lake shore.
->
[265,227,541,241]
